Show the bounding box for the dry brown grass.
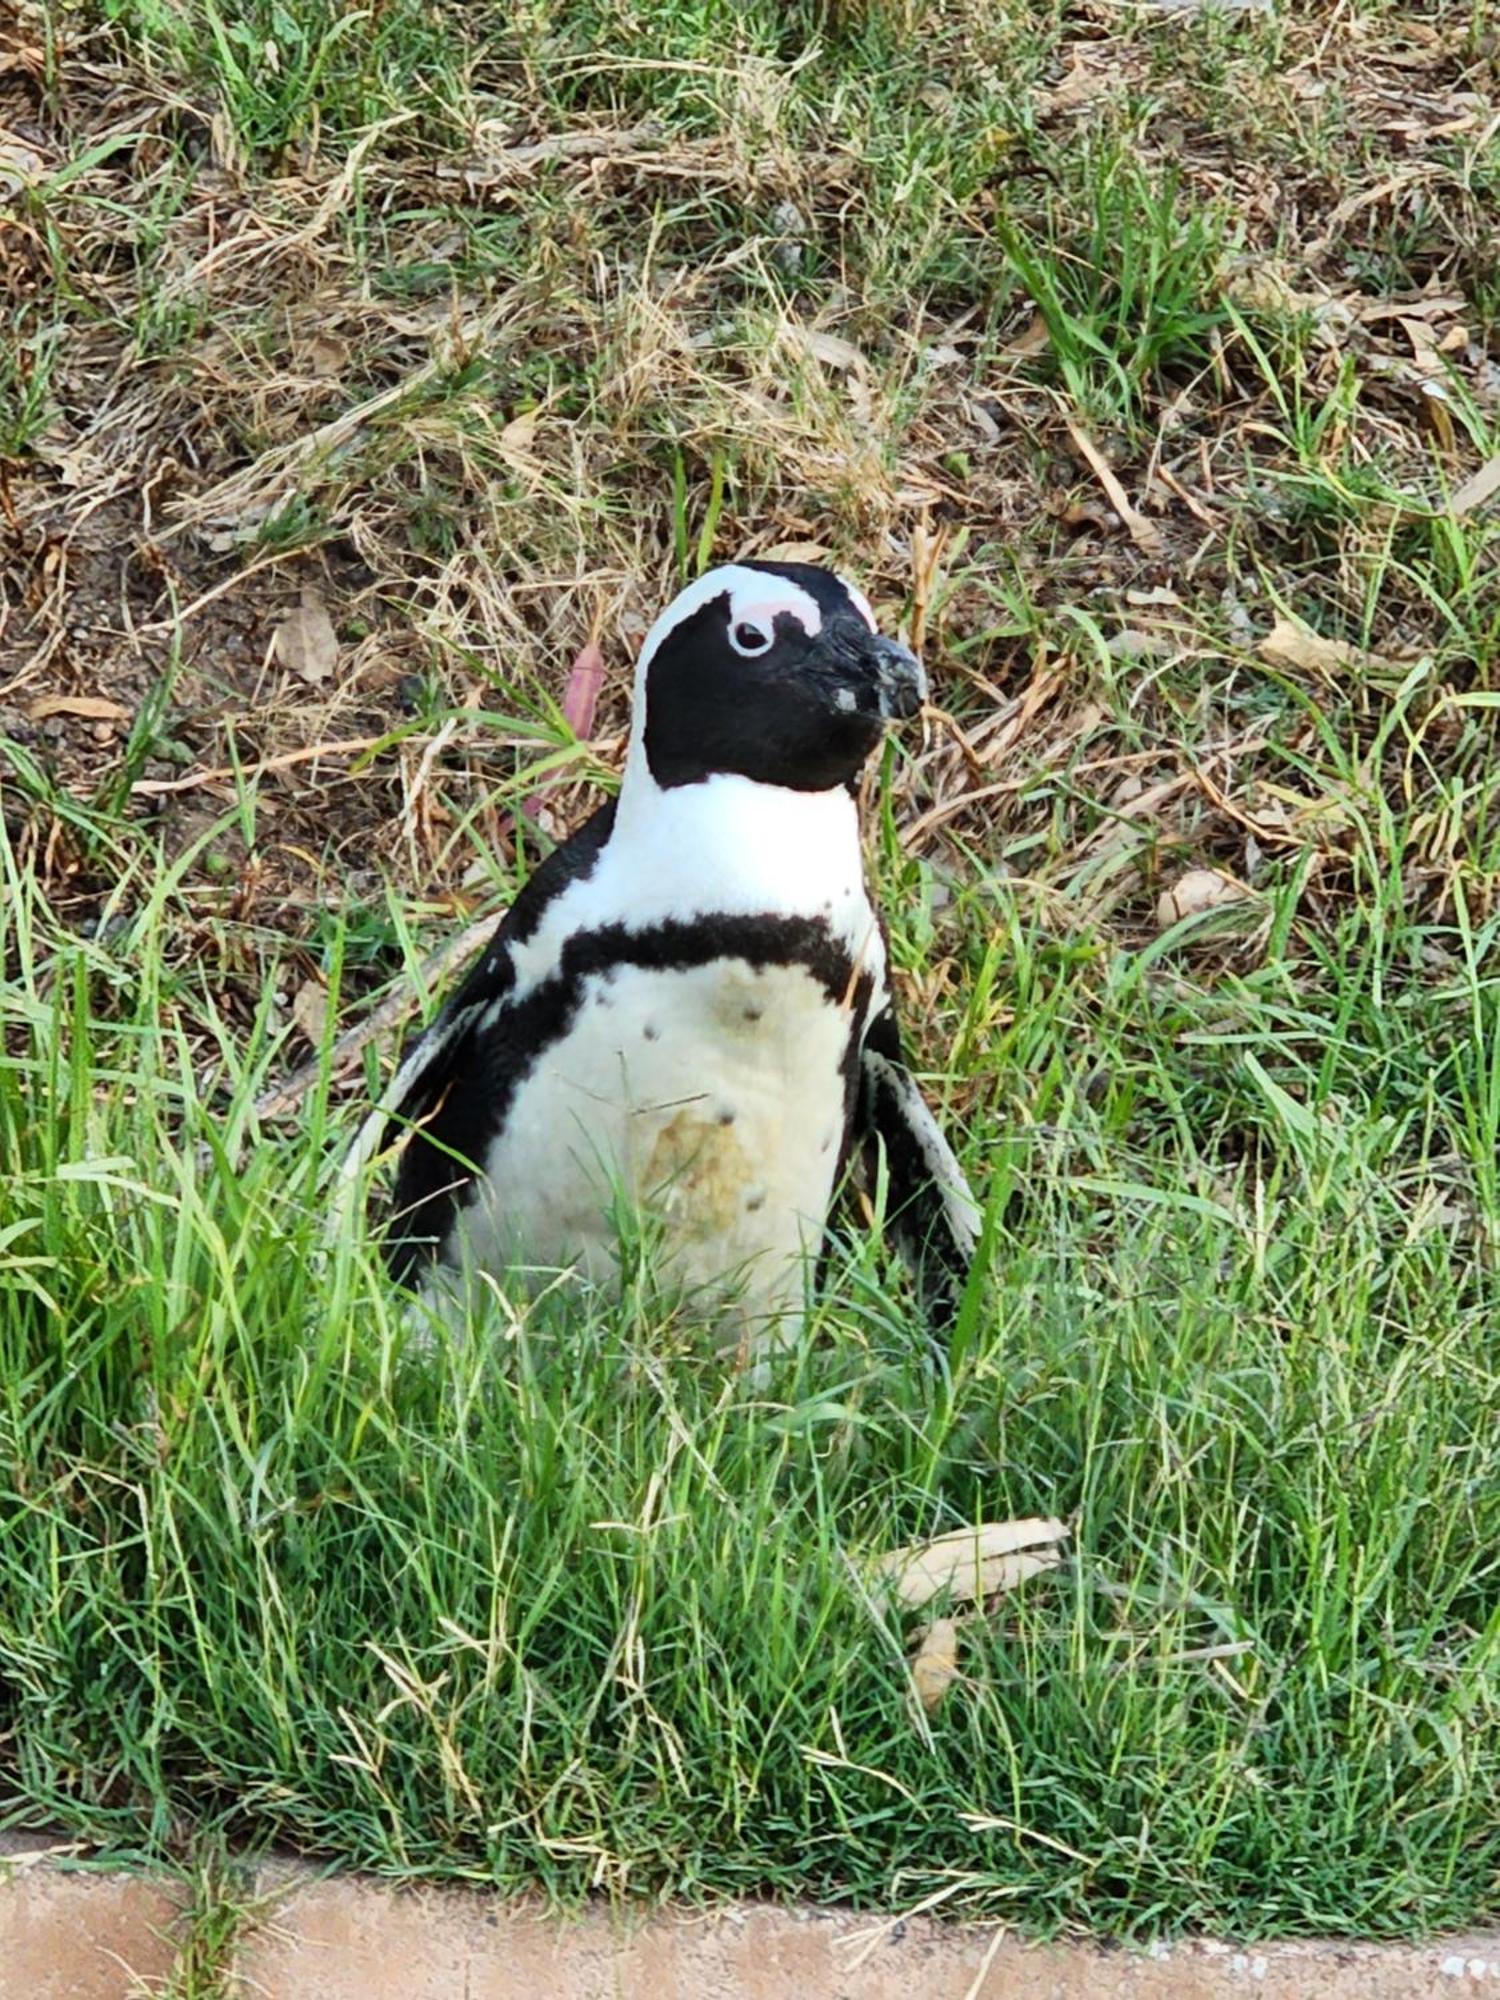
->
[2,0,1498,1056]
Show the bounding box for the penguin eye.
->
[730,619,773,657]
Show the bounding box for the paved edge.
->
[238,1876,1500,2000]
[0,1840,181,2000]
[1,1841,1497,2000]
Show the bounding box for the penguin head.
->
[634,562,926,793]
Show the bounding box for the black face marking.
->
[642,566,920,793]
[642,1022,660,1041]
[385,911,875,1282]
[743,1005,762,1023]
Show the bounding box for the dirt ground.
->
[6,0,1498,978]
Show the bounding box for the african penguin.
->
[350,562,980,1354]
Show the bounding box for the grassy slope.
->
[2,0,1499,1940]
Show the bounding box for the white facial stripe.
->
[632,568,773,683]
[843,581,876,632]
[634,564,891,688]
[732,580,822,636]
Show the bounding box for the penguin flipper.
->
[857,1004,980,1326]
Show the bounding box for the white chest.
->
[451,954,860,1316]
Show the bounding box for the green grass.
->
[2,784,1497,1936]
[3,0,1500,1952]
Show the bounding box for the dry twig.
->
[1065,419,1167,557]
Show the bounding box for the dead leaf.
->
[499,409,540,462]
[27,694,131,725]
[1057,499,1116,533]
[910,1618,960,1714]
[53,452,95,489]
[1304,167,1434,264]
[1370,20,1450,65]
[30,428,99,489]
[291,978,329,1046]
[758,540,832,564]
[1449,455,1500,519]
[1256,616,1380,680]
[1226,266,1353,344]
[1358,293,1466,326]
[967,398,1002,445]
[0,137,45,195]
[561,641,605,740]
[875,1518,1069,1611]
[0,41,48,81]
[1001,312,1051,359]
[305,334,347,378]
[801,330,867,374]
[1038,51,1116,115]
[1398,316,1446,375]
[1108,628,1174,663]
[272,591,339,686]
[1155,868,1255,929]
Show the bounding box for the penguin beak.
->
[868,633,926,721]
[821,616,927,722]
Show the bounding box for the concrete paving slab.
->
[240,1870,1500,2000]
[4,1837,1496,1999]
[0,1840,179,2000]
